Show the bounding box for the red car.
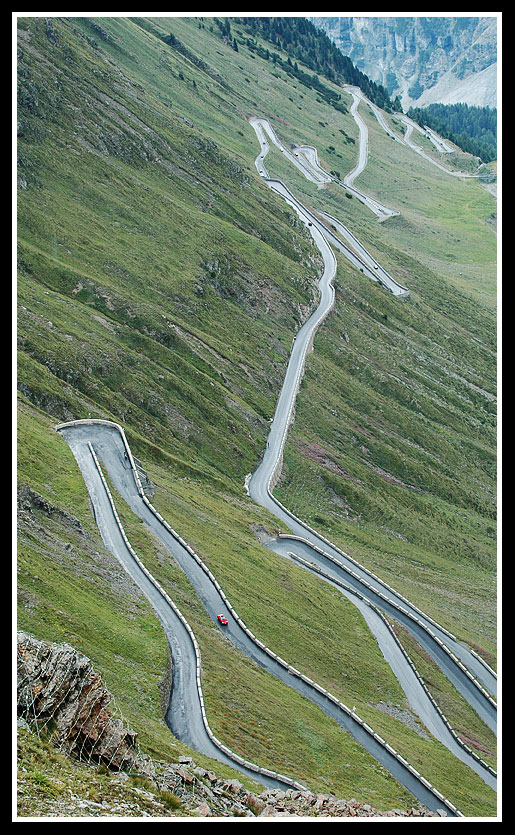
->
[217,614,229,626]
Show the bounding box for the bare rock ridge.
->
[17,632,443,817]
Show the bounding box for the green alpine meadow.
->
[16,16,497,818]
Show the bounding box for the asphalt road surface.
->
[50,95,496,812]
[57,420,466,813]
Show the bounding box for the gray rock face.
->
[310,16,497,109]
[17,631,139,771]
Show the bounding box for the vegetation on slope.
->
[17,15,497,816]
[261,107,496,660]
[235,16,397,111]
[407,103,497,163]
[17,727,189,818]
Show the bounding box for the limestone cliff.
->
[310,16,497,110]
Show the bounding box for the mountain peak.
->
[310,16,498,110]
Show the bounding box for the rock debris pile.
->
[148,757,441,817]
[17,631,441,818]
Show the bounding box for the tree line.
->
[233,17,398,112]
[407,102,497,163]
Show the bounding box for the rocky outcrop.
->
[96,752,442,817]
[17,631,138,771]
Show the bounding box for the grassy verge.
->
[386,618,497,772]
[17,728,189,817]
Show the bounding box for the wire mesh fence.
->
[17,631,141,771]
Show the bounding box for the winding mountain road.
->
[57,419,466,814]
[342,90,400,219]
[343,86,479,178]
[247,111,497,727]
[400,115,454,154]
[56,423,304,792]
[249,118,409,297]
[52,89,497,815]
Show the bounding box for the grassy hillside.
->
[17,16,497,816]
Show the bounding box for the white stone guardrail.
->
[257,411,496,699]
[264,177,408,298]
[80,430,306,793]
[286,550,497,780]
[276,527,497,710]
[56,419,463,817]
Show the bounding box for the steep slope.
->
[413,63,497,109]
[17,16,497,817]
